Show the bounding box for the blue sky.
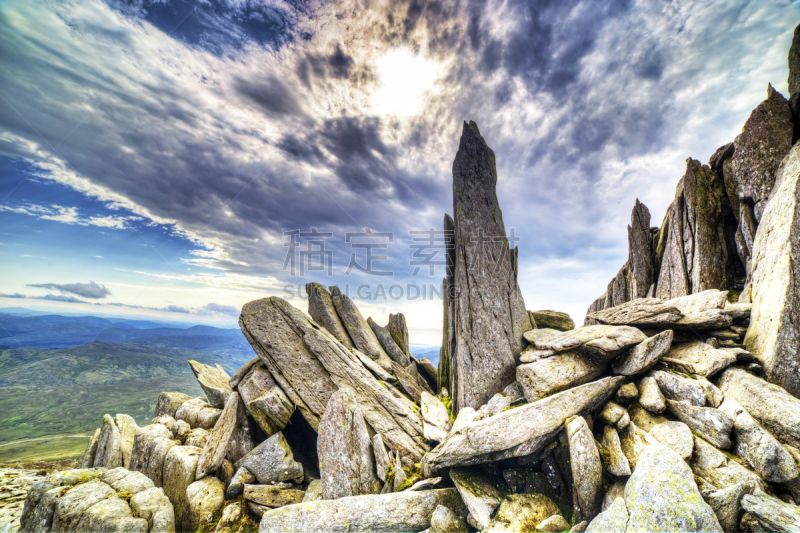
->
[0,0,798,344]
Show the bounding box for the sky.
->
[0,0,798,346]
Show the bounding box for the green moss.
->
[440,396,456,424]
[115,490,134,501]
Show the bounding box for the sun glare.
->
[373,48,441,118]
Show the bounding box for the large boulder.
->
[442,122,533,412]
[567,416,603,523]
[130,487,176,533]
[329,286,394,372]
[188,360,232,409]
[51,478,117,532]
[660,342,736,378]
[154,392,193,419]
[517,351,604,402]
[744,142,800,396]
[174,398,222,430]
[93,414,123,469]
[529,310,575,331]
[258,488,466,533]
[162,445,201,532]
[74,495,148,533]
[184,477,224,533]
[235,361,294,436]
[234,432,303,485]
[305,282,354,349]
[317,390,381,499]
[523,325,647,363]
[196,392,240,479]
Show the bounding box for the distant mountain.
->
[413,347,440,366]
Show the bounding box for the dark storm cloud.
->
[235,75,304,117]
[29,281,112,299]
[327,44,354,78]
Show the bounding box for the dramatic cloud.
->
[29,281,112,299]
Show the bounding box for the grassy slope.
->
[0,341,243,445]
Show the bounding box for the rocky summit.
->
[14,27,800,533]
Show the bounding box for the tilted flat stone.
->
[162,445,201,531]
[387,313,411,357]
[154,392,193,419]
[80,429,100,469]
[745,143,800,396]
[330,286,393,372]
[702,480,755,533]
[244,485,304,507]
[196,392,240,479]
[391,361,425,402]
[421,392,452,434]
[188,360,232,409]
[741,490,800,533]
[612,330,673,376]
[717,367,800,448]
[517,351,605,402]
[449,407,480,435]
[718,397,799,483]
[129,486,175,533]
[567,417,603,522]
[236,362,294,436]
[258,488,466,533]
[317,390,381,499]
[369,317,411,366]
[695,378,724,408]
[523,325,647,363]
[175,398,222,429]
[114,414,138,469]
[599,426,631,477]
[529,310,575,331]
[240,297,427,459]
[485,494,561,533]
[422,377,624,472]
[660,341,737,377]
[235,432,303,485]
[690,437,767,493]
[93,414,123,468]
[649,421,693,460]
[443,122,533,412]
[225,467,255,500]
[228,357,261,389]
[651,370,706,407]
[665,290,728,315]
[637,376,666,413]
[373,434,391,482]
[449,468,502,529]
[623,445,722,532]
[185,477,224,533]
[587,298,683,327]
[672,309,734,331]
[306,282,354,349]
[667,400,733,449]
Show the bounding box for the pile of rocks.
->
[0,468,46,533]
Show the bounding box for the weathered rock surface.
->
[317,390,380,499]
[524,325,647,363]
[529,310,575,331]
[185,477,224,533]
[612,330,673,376]
[421,392,452,443]
[236,361,294,436]
[449,469,501,530]
[717,367,800,448]
[567,417,603,522]
[329,286,394,372]
[258,488,465,533]
[741,490,800,533]
[619,422,661,471]
[599,426,631,477]
[225,467,255,500]
[387,313,411,357]
[188,360,233,409]
[368,317,411,367]
[175,398,222,430]
[661,342,737,378]
[485,494,561,533]
[196,392,240,479]
[517,350,604,402]
[690,437,767,493]
[129,486,175,533]
[667,400,733,449]
[306,282,354,349]
[243,485,304,507]
[638,376,666,413]
[75,495,148,533]
[235,432,302,485]
[163,445,201,531]
[702,479,755,533]
[423,377,624,471]
[588,298,682,327]
[428,504,468,533]
[80,429,100,469]
[649,421,694,460]
[651,371,706,407]
[442,122,533,412]
[155,392,193,419]
[93,414,123,469]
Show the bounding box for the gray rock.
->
[162,445,201,531]
[129,486,175,533]
[690,437,767,492]
[586,496,628,533]
[422,377,624,472]
[93,414,123,469]
[185,477,224,533]
[667,400,733,449]
[638,377,666,413]
[100,467,154,494]
[318,390,381,499]
[486,393,512,416]
[571,521,588,533]
[650,421,693,460]
[696,378,724,408]
[429,504,468,533]
[236,362,294,436]
[388,313,411,357]
[666,290,729,315]
[443,122,533,412]
[717,367,800,448]
[651,370,706,407]
[599,425,631,476]
[226,390,257,464]
[408,478,443,492]
[537,515,570,532]
[306,282,354,349]
[517,351,604,402]
[619,422,661,471]
[80,428,100,469]
[154,392,193,419]
[702,480,755,533]
[114,414,139,469]
[602,482,626,512]
[741,490,800,533]
[628,404,667,432]
[393,451,407,492]
[373,434,391,482]
[529,310,575,331]
[421,392,452,434]
[369,317,411,366]
[624,445,722,532]
[184,428,210,448]
[414,356,439,393]
[588,298,682,328]
[74,495,148,533]
[612,330,673,376]
[718,397,799,482]
[330,286,394,372]
[175,398,222,430]
[524,325,648,363]
[616,383,639,404]
[502,381,525,403]
[129,423,174,481]
[790,24,800,97]
[598,401,626,426]
[391,360,425,403]
[235,432,303,485]
[214,501,245,533]
[567,417,603,522]
[239,297,427,459]
[188,360,233,409]
[660,342,737,378]
[449,468,502,529]
[449,407,480,435]
[484,494,561,533]
[228,357,261,389]
[52,478,116,532]
[243,484,304,507]
[196,392,240,479]
[225,467,254,500]
[303,479,323,502]
[259,488,465,533]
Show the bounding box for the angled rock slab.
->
[258,488,466,533]
[660,341,736,378]
[422,377,624,472]
[306,282,354,349]
[612,330,673,376]
[317,390,381,500]
[718,397,799,483]
[449,468,502,529]
[741,490,800,533]
[624,445,722,532]
[717,367,800,448]
[690,437,767,493]
[637,377,666,413]
[330,286,394,372]
[80,429,100,469]
[225,467,255,500]
[175,398,222,429]
[244,485,304,507]
[155,392,193,419]
[649,421,693,460]
[702,480,755,533]
[369,317,411,366]
[373,434,391,482]
[240,297,427,459]
[189,360,233,408]
[236,362,294,437]
[388,313,412,357]
[196,392,240,479]
[129,424,174,481]
[235,432,303,485]
[599,426,631,477]
[665,290,729,315]
[524,325,647,363]
[114,414,139,469]
[530,310,575,331]
[93,414,123,469]
[567,417,603,523]
[628,404,667,432]
[651,370,706,407]
[696,378,724,408]
[587,298,682,328]
[667,400,733,449]
[421,392,452,435]
[517,351,604,402]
